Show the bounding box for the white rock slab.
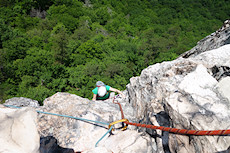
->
[0,106,40,153]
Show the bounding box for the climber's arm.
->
[109,87,125,98]
[92,94,97,101]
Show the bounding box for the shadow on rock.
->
[156,111,171,153]
[216,146,230,153]
[40,136,75,153]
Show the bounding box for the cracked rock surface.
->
[126,44,230,153]
[0,106,40,153]
[37,92,155,152]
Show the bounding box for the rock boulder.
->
[0,105,40,153]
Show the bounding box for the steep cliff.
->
[126,20,230,153]
[2,20,230,153]
[180,19,230,58]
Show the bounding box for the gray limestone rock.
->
[126,44,230,153]
[0,105,40,153]
[180,20,230,58]
[216,76,230,102]
[4,97,40,108]
[37,92,155,152]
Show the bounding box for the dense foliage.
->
[0,0,229,104]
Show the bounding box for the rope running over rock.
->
[112,96,230,136]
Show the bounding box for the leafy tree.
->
[104,62,122,78]
[154,51,178,63]
[49,23,69,64]
[71,26,94,43]
[33,0,54,10]
[18,75,38,94]
[76,39,104,59]
[93,6,111,25]
[0,18,10,48]
[9,48,53,85]
[53,0,82,7]
[84,59,103,77]
[105,13,127,33]
[2,31,30,63]
[13,15,40,31]
[1,0,229,102]
[0,49,4,84]
[78,16,93,28]
[0,0,11,7]
[91,22,109,36]
[47,5,80,32]
[11,0,34,14]
[20,85,54,105]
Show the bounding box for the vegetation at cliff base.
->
[0,0,229,104]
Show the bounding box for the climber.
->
[92,81,125,101]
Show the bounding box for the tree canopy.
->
[0,0,229,104]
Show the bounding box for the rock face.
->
[37,92,155,152]
[5,97,40,108]
[0,105,40,153]
[126,44,230,153]
[180,19,230,58]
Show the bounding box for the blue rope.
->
[4,104,112,147]
[95,125,113,147]
[36,110,109,126]
[4,105,109,125]
[4,105,21,109]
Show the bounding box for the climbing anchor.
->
[108,118,129,131]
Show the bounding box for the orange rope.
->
[112,96,230,136]
[112,97,125,119]
[124,122,230,135]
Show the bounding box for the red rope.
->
[112,96,230,136]
[112,98,125,119]
[124,122,230,135]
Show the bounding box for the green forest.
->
[0,0,229,104]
